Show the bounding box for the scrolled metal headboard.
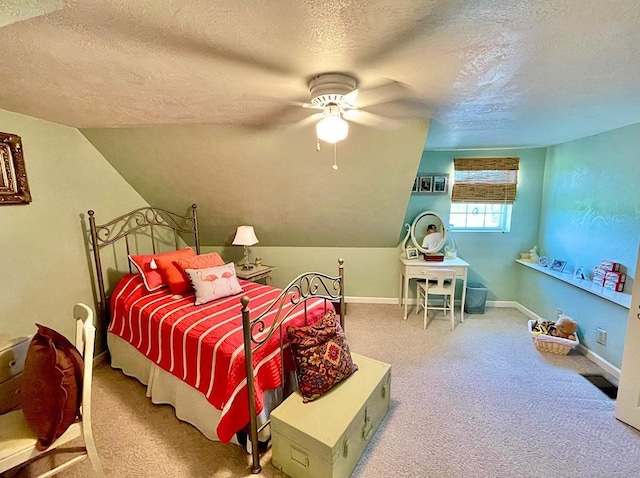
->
[87,204,200,319]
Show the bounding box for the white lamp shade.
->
[316,115,348,143]
[232,225,259,246]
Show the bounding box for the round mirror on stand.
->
[402,210,449,256]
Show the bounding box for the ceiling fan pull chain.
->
[316,136,321,152]
[333,143,338,170]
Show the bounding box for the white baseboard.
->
[346,296,620,379]
[576,345,621,382]
[513,302,545,321]
[488,300,520,308]
[345,296,401,305]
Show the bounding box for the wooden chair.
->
[0,303,105,477]
[416,268,457,330]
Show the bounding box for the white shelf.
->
[515,259,631,309]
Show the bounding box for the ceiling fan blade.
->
[346,81,413,109]
[89,6,296,80]
[287,112,323,130]
[355,1,462,67]
[343,109,403,129]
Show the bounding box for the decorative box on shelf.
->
[599,260,621,272]
[604,280,625,292]
[423,254,445,262]
[594,262,626,292]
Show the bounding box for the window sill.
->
[515,259,631,309]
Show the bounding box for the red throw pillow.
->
[21,324,84,450]
[129,247,196,292]
[287,310,358,403]
[165,253,226,295]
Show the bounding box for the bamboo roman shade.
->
[451,157,519,203]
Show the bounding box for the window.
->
[449,203,512,232]
[449,157,519,232]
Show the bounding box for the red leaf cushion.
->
[287,310,358,403]
[21,324,84,450]
[177,252,225,271]
[162,252,226,295]
[129,247,196,292]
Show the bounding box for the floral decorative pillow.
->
[185,262,243,306]
[287,310,358,403]
[158,252,226,295]
[129,247,196,292]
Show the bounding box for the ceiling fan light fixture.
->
[316,104,348,143]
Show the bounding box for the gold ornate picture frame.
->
[0,132,31,205]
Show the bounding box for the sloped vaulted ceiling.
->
[2,1,640,247]
[81,120,429,247]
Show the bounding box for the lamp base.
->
[241,245,254,270]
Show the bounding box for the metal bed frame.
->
[87,204,344,473]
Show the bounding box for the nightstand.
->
[235,264,275,285]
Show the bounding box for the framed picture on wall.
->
[419,176,433,192]
[0,132,32,205]
[433,175,449,193]
[412,173,449,194]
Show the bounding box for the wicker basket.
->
[527,320,579,355]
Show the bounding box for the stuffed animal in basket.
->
[549,315,578,341]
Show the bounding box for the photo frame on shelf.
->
[550,259,567,272]
[412,177,419,193]
[406,247,419,259]
[574,266,585,280]
[538,256,548,267]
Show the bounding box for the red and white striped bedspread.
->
[108,274,330,443]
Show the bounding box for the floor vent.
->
[581,374,618,399]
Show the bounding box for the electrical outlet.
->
[596,328,607,346]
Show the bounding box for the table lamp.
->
[232,225,259,270]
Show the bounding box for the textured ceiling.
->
[1,0,639,148]
[2,1,640,248]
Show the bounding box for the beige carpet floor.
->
[5,304,640,477]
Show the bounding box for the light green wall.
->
[202,148,546,303]
[4,103,636,370]
[402,148,547,301]
[517,123,640,368]
[0,109,148,352]
[204,245,404,300]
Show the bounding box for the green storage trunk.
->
[271,353,391,478]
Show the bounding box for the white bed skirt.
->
[107,333,276,445]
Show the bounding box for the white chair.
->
[416,269,457,330]
[0,303,105,477]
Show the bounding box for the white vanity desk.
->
[399,256,470,321]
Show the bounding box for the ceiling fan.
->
[301,72,416,146]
